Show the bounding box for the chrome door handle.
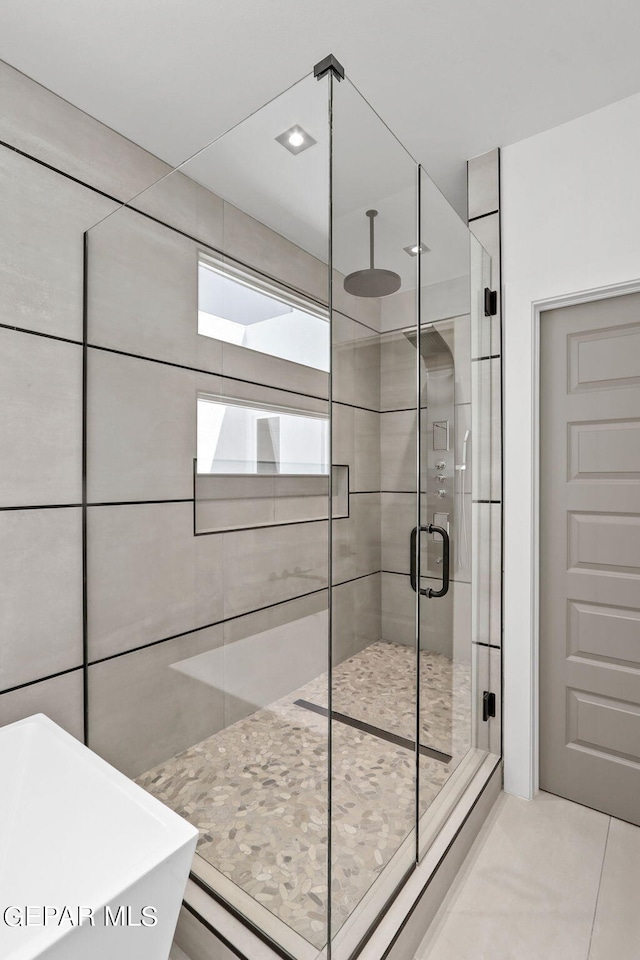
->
[410,525,450,598]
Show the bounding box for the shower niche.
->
[84,55,500,960]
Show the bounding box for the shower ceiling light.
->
[403,242,430,256]
[275,125,317,155]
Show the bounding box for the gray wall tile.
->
[489,645,501,755]
[422,578,472,662]
[332,493,381,583]
[222,341,328,400]
[223,602,328,726]
[455,403,472,494]
[132,168,224,251]
[472,502,502,647]
[0,329,82,507]
[222,590,327,648]
[332,312,380,411]
[332,314,357,408]
[474,643,501,754]
[379,288,416,335]
[87,208,205,367]
[87,502,224,661]
[381,571,470,660]
[332,269,381,332]
[222,521,328,620]
[332,572,381,665]
[196,496,275,533]
[472,357,501,502]
[89,349,329,506]
[220,377,328,416]
[381,492,414,575]
[88,624,225,778]
[273,495,327,524]
[223,202,328,304]
[442,579,468,662]
[467,145,502,759]
[332,402,355,478]
[381,572,415,646]
[489,503,502,648]
[380,409,416,492]
[380,328,419,412]
[354,330,381,412]
[354,408,381,492]
[0,669,84,740]
[0,508,82,690]
[87,349,222,503]
[469,212,501,355]
[0,60,170,201]
[467,148,499,221]
[451,314,472,404]
[0,147,117,341]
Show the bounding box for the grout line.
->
[468,209,499,223]
[87,570,381,667]
[587,816,611,960]
[0,321,83,347]
[0,665,83,697]
[0,138,122,204]
[89,498,193,507]
[0,503,82,512]
[87,341,330,404]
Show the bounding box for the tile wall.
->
[468,147,503,755]
[0,59,381,770]
[0,57,501,770]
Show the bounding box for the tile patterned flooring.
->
[415,791,640,960]
[138,641,472,949]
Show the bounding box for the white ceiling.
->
[1,1,640,218]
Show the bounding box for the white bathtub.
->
[0,714,198,960]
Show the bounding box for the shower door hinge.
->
[484,287,497,317]
[314,53,345,82]
[482,691,496,722]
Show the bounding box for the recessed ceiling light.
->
[403,242,430,256]
[275,125,317,155]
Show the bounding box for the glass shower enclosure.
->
[84,56,500,960]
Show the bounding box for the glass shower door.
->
[329,75,419,955]
[83,54,499,960]
[85,69,334,959]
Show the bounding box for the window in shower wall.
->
[198,257,330,372]
[196,395,329,475]
[194,395,345,534]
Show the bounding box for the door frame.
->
[529,278,640,797]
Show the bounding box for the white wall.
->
[501,90,640,798]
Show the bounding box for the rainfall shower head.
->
[343,210,401,299]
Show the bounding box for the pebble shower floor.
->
[138,641,472,948]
